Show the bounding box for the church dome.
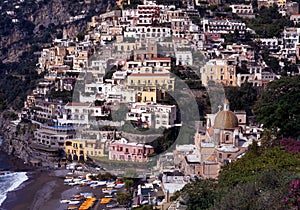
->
[214,99,238,129]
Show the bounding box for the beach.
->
[0,152,69,210]
[1,170,69,210]
[0,156,116,210]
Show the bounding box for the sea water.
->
[0,136,29,206]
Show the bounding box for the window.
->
[66,141,72,146]
[225,134,230,141]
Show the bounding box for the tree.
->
[245,5,294,38]
[280,137,300,154]
[124,179,134,191]
[218,146,300,187]
[180,179,217,210]
[178,142,300,209]
[214,169,295,210]
[77,33,85,41]
[117,192,132,205]
[225,83,258,115]
[254,76,300,138]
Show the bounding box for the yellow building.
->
[85,139,105,157]
[277,0,286,7]
[139,89,162,103]
[64,139,105,161]
[126,70,175,91]
[200,59,237,86]
[257,0,276,9]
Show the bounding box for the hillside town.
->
[1,0,300,209]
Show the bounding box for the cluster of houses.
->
[12,0,300,207]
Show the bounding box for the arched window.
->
[225,134,230,142]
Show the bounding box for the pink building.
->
[109,138,154,162]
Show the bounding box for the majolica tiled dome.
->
[214,99,238,129]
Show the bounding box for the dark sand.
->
[1,156,69,210]
[1,156,115,210]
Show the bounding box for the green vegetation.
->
[181,179,218,210]
[116,192,132,205]
[124,179,134,190]
[254,76,300,138]
[180,143,300,209]
[180,75,300,209]
[225,83,258,115]
[2,111,18,120]
[0,0,110,111]
[260,47,281,74]
[245,5,294,38]
[47,89,73,103]
[150,126,181,154]
[0,57,40,110]
[219,143,300,187]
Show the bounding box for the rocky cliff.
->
[0,0,113,63]
[0,0,114,110]
[0,121,30,162]
[0,0,114,162]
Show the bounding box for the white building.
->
[229,4,255,18]
[137,4,160,26]
[126,102,177,129]
[57,102,110,126]
[202,19,247,34]
[175,49,193,66]
[124,26,171,39]
[282,27,300,57]
[256,38,283,51]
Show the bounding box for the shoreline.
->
[0,150,113,210]
[0,150,69,210]
[1,169,70,210]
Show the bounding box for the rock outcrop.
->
[0,0,112,63]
